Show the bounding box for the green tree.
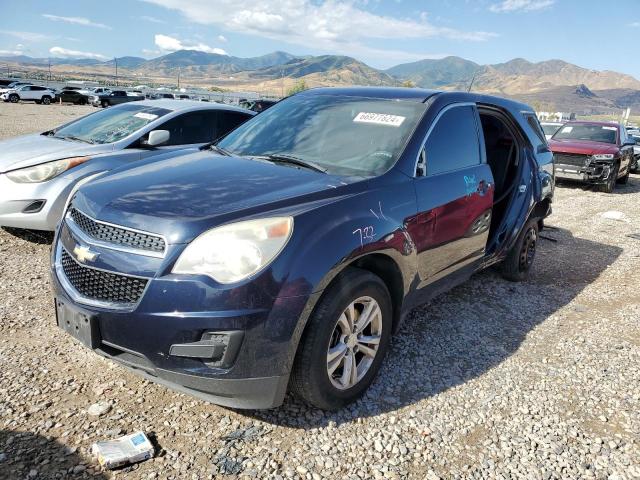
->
[401,80,416,88]
[287,79,308,96]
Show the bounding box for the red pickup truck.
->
[549,121,635,193]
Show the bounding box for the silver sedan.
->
[0,100,254,230]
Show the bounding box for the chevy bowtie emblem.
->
[73,244,98,263]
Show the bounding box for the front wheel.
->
[290,268,392,410]
[599,163,619,193]
[41,96,51,105]
[8,94,19,103]
[501,218,539,282]
[101,101,109,108]
[78,98,86,105]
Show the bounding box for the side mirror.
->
[142,130,170,147]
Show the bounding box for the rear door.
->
[411,103,494,287]
[20,86,36,100]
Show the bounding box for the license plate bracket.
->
[55,299,100,349]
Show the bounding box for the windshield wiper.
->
[208,144,232,156]
[261,154,327,173]
[59,135,94,144]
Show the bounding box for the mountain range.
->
[2,50,639,114]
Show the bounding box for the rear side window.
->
[160,110,253,145]
[217,111,252,138]
[424,105,481,175]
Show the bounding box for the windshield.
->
[51,104,171,144]
[552,123,618,144]
[217,94,426,176]
[541,123,562,136]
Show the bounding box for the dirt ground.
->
[0,102,638,479]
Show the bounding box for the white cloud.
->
[42,14,111,30]
[0,49,24,56]
[489,0,554,13]
[142,0,497,58]
[154,34,228,55]
[0,30,54,42]
[629,22,640,28]
[218,35,228,42]
[49,46,108,60]
[140,15,166,24]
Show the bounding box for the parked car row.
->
[0,87,556,410]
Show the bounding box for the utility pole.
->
[48,57,51,86]
[177,67,181,90]
[114,57,118,86]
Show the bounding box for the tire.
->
[617,169,629,184]
[78,98,86,105]
[632,157,639,173]
[8,94,19,103]
[41,96,51,105]
[598,162,619,193]
[290,267,393,410]
[101,101,109,108]
[500,218,539,282]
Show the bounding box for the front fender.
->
[271,173,418,370]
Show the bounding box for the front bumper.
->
[555,162,613,183]
[0,173,75,230]
[51,219,319,409]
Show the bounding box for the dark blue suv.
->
[51,87,553,410]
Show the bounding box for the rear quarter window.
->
[525,114,547,146]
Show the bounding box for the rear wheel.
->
[290,268,392,410]
[598,163,619,193]
[101,100,109,108]
[41,96,51,105]
[8,94,19,103]
[501,218,539,282]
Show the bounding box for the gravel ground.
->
[0,102,639,479]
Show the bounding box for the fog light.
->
[169,330,243,368]
[22,199,46,213]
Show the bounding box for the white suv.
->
[1,85,56,105]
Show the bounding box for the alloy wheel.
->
[326,296,382,390]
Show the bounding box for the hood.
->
[0,134,113,172]
[75,150,363,243]
[548,139,619,156]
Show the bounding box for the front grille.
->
[554,153,589,168]
[69,208,165,253]
[61,248,148,304]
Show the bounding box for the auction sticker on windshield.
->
[134,112,159,121]
[353,112,406,127]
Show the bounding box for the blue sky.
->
[1,0,640,77]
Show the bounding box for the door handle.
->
[417,210,436,224]
[477,180,490,195]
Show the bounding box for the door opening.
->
[478,111,521,242]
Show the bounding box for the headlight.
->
[172,217,293,284]
[6,156,90,183]
[592,154,614,160]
